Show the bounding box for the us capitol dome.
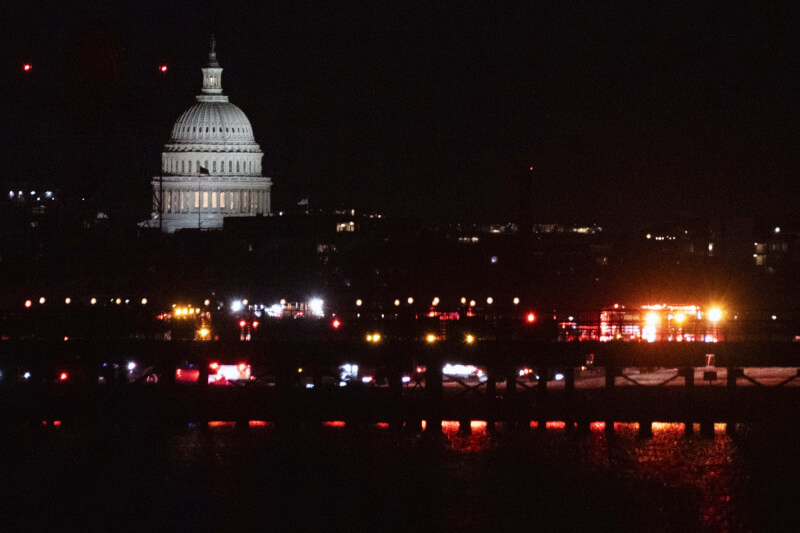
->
[149,38,272,233]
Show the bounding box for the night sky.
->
[1,2,797,227]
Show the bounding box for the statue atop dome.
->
[206,34,220,68]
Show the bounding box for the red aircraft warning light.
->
[23,64,32,72]
[238,319,247,328]
[526,312,536,324]
[158,64,168,72]
[331,318,342,329]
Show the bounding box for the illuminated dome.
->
[168,101,257,145]
[147,37,272,233]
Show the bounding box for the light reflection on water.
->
[11,419,785,530]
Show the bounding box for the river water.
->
[1,420,796,531]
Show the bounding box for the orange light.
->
[526,312,536,323]
[59,372,68,381]
[331,318,342,329]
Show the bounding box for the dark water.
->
[1,420,797,532]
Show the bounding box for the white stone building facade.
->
[151,39,271,232]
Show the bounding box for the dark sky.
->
[1,1,797,227]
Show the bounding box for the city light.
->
[645,312,660,325]
[394,299,400,306]
[465,334,475,344]
[198,328,210,338]
[39,297,45,305]
[204,299,210,306]
[231,300,243,312]
[460,297,467,305]
[469,300,476,307]
[355,299,363,306]
[707,307,723,324]
[486,297,493,305]
[309,298,324,316]
[64,297,71,305]
[366,333,381,343]
[407,297,414,305]
[425,334,436,344]
[432,297,440,306]
[513,297,520,305]
[24,300,32,308]
[90,298,97,305]
[674,312,686,324]
[141,298,148,305]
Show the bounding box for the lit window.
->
[195,192,199,208]
[220,192,225,208]
[212,192,217,209]
[203,192,209,208]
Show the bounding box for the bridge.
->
[0,339,800,434]
[2,338,800,436]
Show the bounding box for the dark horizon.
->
[1,2,797,227]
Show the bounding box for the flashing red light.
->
[331,318,342,329]
[59,372,68,381]
[526,312,536,324]
[53,420,62,427]
[209,362,220,371]
[252,320,259,329]
[238,319,247,328]
[158,64,168,72]
[23,64,32,72]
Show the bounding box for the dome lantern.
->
[201,35,223,98]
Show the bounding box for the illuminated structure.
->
[559,304,725,343]
[150,37,271,233]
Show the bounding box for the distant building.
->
[148,37,272,233]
